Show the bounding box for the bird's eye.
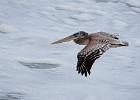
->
[73,31,85,37]
[73,32,81,37]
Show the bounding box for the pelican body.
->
[51,31,129,77]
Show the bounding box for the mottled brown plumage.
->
[52,31,129,77]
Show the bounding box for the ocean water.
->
[0,0,140,100]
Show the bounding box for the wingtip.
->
[76,69,90,77]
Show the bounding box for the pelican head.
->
[51,31,88,44]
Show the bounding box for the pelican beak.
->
[51,34,83,45]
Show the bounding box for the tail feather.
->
[121,41,129,46]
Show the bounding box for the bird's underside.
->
[51,31,129,77]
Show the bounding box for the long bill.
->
[51,34,80,45]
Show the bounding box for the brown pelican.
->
[51,31,129,77]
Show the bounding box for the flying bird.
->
[51,31,129,77]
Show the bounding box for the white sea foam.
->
[42,7,57,12]
[14,0,30,6]
[40,11,52,16]
[16,57,63,69]
[16,57,63,65]
[0,13,7,18]
[28,12,39,18]
[0,23,18,33]
[83,96,98,100]
[63,19,78,25]
[112,20,129,28]
[124,11,139,15]
[0,0,140,100]
[134,39,140,47]
[92,9,111,16]
[56,5,74,11]
[75,0,91,3]
[70,14,95,21]
[121,0,140,8]
[131,7,140,13]
[75,8,92,13]
[41,26,64,32]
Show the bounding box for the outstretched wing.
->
[76,41,111,77]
